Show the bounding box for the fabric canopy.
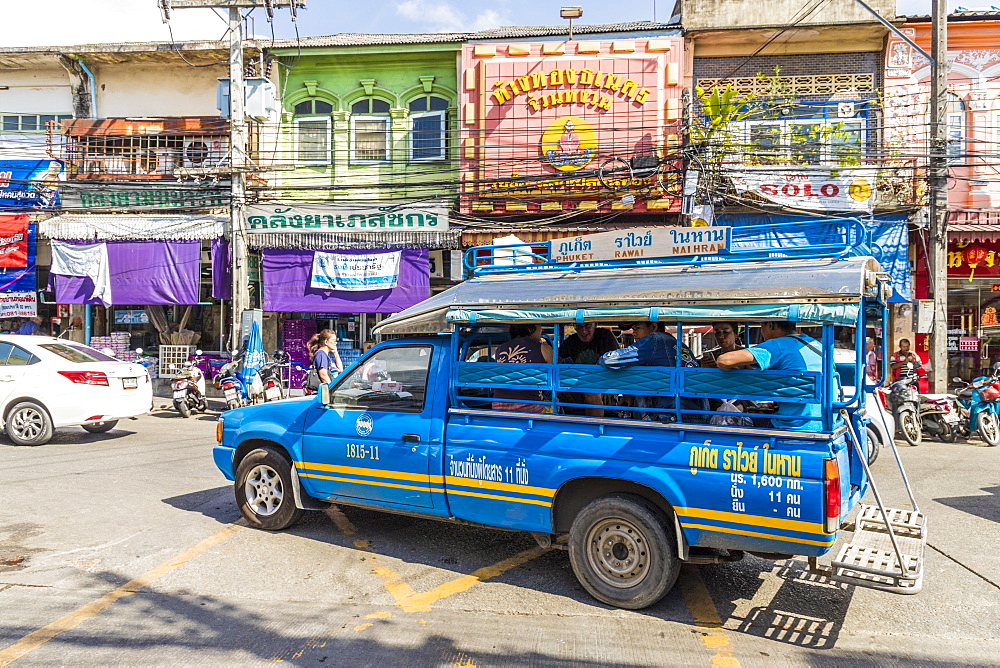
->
[262,247,429,314]
[49,240,201,305]
[446,303,861,326]
[40,213,225,241]
[718,212,911,302]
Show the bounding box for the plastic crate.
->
[158,345,194,378]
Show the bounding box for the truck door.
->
[299,344,438,508]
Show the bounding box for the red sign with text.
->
[0,214,29,268]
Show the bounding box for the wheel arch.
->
[3,396,51,424]
[233,437,294,471]
[551,476,679,534]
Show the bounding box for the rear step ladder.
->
[818,411,926,594]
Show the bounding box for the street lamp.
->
[561,6,583,41]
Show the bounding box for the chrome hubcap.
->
[586,518,649,589]
[10,408,43,440]
[244,464,283,516]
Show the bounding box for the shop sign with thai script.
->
[948,240,1000,280]
[247,202,449,233]
[459,39,683,214]
[727,167,875,212]
[549,227,731,263]
[0,292,37,318]
[310,250,402,291]
[114,309,149,324]
[61,183,228,211]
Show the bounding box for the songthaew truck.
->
[213,219,926,609]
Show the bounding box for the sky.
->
[0,0,981,48]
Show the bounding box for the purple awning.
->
[50,240,201,305]
[263,248,429,313]
[211,237,231,300]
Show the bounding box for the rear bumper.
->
[50,387,153,427]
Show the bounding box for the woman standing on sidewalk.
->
[308,329,344,385]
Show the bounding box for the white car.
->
[834,348,894,464]
[0,335,152,446]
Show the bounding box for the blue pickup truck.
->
[213,220,926,608]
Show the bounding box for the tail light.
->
[823,457,841,533]
[58,371,109,386]
[875,388,889,410]
[265,378,277,388]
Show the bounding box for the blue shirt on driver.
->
[748,333,824,431]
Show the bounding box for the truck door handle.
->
[401,433,420,443]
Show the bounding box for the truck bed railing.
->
[453,362,835,432]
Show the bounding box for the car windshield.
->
[38,343,117,363]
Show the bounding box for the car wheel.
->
[568,494,679,610]
[978,411,1000,447]
[5,401,54,446]
[174,399,191,418]
[896,409,921,446]
[865,426,880,465]
[81,420,118,434]
[234,447,304,530]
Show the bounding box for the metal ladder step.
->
[855,504,926,538]
[829,529,925,594]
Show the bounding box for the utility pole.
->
[929,0,949,393]
[160,0,304,351]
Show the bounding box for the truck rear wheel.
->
[568,494,679,609]
[234,447,303,530]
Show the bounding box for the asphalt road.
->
[0,403,998,666]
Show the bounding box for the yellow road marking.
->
[681,523,834,547]
[0,521,244,666]
[365,611,392,619]
[392,545,549,613]
[680,565,741,668]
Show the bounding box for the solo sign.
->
[727,167,875,213]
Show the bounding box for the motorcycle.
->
[954,363,1000,446]
[169,350,208,418]
[255,350,289,403]
[889,363,922,446]
[918,391,962,442]
[213,352,256,411]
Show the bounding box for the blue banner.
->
[0,160,62,210]
[0,223,35,292]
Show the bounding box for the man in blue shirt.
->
[15,317,42,336]
[599,321,705,422]
[716,321,823,431]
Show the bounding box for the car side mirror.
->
[319,382,332,405]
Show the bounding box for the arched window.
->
[408,95,448,162]
[350,98,391,163]
[293,98,333,165]
[946,92,965,164]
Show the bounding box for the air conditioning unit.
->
[181,137,224,169]
[136,147,177,174]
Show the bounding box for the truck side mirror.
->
[320,382,332,405]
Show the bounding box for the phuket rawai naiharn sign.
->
[460,38,683,215]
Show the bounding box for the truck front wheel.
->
[234,447,304,530]
[568,494,679,609]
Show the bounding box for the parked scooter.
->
[954,363,1000,446]
[889,363,922,446]
[918,391,962,442]
[170,350,208,418]
[213,353,254,411]
[255,350,289,403]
